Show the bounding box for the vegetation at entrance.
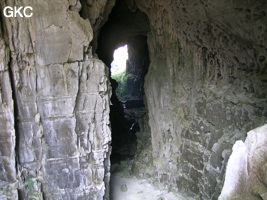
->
[112,69,134,102]
[111,45,134,101]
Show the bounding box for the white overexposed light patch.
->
[111,45,128,76]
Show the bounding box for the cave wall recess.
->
[132,0,267,199]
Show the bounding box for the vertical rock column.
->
[0,0,112,199]
[0,21,17,199]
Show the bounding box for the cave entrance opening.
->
[95,0,150,168]
[111,45,128,76]
[95,0,151,197]
[108,39,149,165]
[109,43,138,164]
[110,44,129,102]
[106,35,150,199]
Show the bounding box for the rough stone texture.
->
[0,19,17,199]
[219,124,267,200]
[96,0,267,199]
[0,0,112,199]
[131,113,154,179]
[0,0,267,199]
[79,0,116,52]
[134,0,267,199]
[125,35,150,100]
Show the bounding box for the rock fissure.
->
[7,51,19,173]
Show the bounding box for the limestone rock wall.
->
[0,0,112,199]
[0,18,17,199]
[125,36,150,100]
[0,0,267,199]
[135,0,267,199]
[219,124,267,200]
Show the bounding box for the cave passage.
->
[109,41,149,164]
[96,0,150,165]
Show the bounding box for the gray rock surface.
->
[133,0,267,199]
[0,0,112,199]
[0,0,266,199]
[219,124,267,200]
[0,19,17,199]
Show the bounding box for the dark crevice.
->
[7,59,20,169]
[78,0,89,20]
[8,58,23,200]
[0,6,20,179]
[0,7,23,199]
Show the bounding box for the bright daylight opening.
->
[111,45,128,78]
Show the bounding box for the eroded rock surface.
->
[0,0,266,200]
[0,0,112,199]
[133,0,267,199]
[219,124,267,200]
[0,18,17,199]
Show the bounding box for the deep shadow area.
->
[97,0,150,164]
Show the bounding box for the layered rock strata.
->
[0,0,112,199]
[133,0,267,199]
[0,0,266,200]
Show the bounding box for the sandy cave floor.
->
[110,172,193,200]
